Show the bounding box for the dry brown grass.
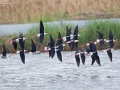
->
[0,0,120,24]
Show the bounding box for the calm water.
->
[0,50,120,90]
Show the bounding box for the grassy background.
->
[0,20,120,53]
[0,0,120,24]
[78,20,120,50]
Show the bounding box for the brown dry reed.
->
[0,0,120,24]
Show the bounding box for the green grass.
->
[1,20,120,53]
[20,24,72,51]
[78,20,120,45]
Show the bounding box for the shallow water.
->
[0,50,120,90]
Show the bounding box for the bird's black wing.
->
[2,44,6,57]
[91,54,96,66]
[109,30,114,48]
[70,41,75,51]
[19,34,24,51]
[31,39,36,52]
[20,50,25,64]
[107,49,112,62]
[12,37,17,51]
[80,53,85,65]
[71,25,79,50]
[85,46,90,54]
[109,40,114,48]
[92,43,97,52]
[99,40,104,48]
[50,35,55,58]
[66,28,71,41]
[109,30,113,40]
[39,20,44,43]
[74,25,78,40]
[56,50,62,62]
[96,31,105,47]
[93,52,101,66]
[96,31,103,39]
[75,50,80,67]
[56,32,63,51]
[89,43,93,52]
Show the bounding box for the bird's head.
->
[44,32,48,35]
[37,34,40,37]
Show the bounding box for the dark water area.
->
[0,50,120,90]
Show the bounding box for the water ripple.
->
[0,50,120,90]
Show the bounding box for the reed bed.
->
[0,0,120,24]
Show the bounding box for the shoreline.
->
[1,40,120,54]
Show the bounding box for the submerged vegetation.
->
[1,20,120,53]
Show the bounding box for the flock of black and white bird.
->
[1,20,117,67]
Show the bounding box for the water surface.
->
[0,50,120,90]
